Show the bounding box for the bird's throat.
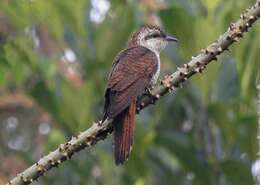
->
[151,53,160,85]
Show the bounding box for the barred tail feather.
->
[113,100,136,165]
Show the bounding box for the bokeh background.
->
[0,0,260,185]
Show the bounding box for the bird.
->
[102,25,177,165]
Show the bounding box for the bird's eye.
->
[145,33,160,40]
[151,33,160,38]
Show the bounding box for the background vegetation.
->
[0,0,259,185]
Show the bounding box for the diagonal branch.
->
[7,1,260,185]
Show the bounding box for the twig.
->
[7,1,260,185]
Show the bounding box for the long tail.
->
[113,100,136,165]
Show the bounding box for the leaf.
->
[220,160,253,185]
[212,54,239,102]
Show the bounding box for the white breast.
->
[151,53,160,85]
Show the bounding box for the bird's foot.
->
[144,86,154,95]
[98,119,104,126]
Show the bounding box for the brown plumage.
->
[103,46,158,164]
[102,25,177,165]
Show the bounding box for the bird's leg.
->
[98,120,104,126]
[98,116,108,126]
[144,85,154,95]
[136,85,154,114]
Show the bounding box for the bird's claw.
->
[145,86,154,95]
[98,120,103,126]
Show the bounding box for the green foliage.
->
[0,0,259,185]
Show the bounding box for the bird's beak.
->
[166,35,178,42]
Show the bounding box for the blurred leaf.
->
[212,54,239,102]
[220,160,253,185]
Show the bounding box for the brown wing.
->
[103,46,158,120]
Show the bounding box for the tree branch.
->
[7,1,260,185]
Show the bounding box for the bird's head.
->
[128,25,177,54]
